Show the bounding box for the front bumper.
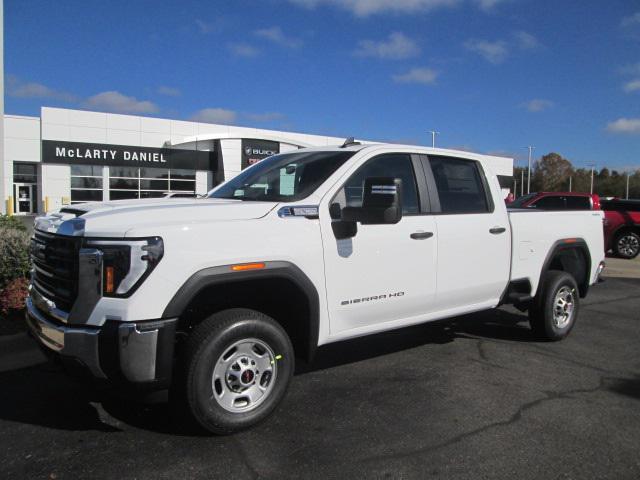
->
[25,297,177,389]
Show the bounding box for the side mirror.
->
[342,177,403,225]
[330,202,357,240]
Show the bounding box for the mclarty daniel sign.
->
[42,140,213,170]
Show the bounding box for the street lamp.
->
[427,130,440,148]
[626,171,630,200]
[526,146,534,194]
[587,163,596,194]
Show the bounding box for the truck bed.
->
[508,209,605,295]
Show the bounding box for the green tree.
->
[533,153,574,191]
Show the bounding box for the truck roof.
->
[295,143,515,165]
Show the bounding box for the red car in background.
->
[601,200,640,259]
[507,192,601,210]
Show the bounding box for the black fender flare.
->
[538,238,592,298]
[162,261,320,361]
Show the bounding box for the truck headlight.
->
[87,237,164,297]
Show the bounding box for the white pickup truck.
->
[26,141,605,434]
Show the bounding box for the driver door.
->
[319,153,438,337]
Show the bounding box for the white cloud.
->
[521,99,554,112]
[606,118,640,134]
[254,26,302,48]
[157,86,181,97]
[464,39,508,64]
[6,75,77,102]
[514,31,540,49]
[190,108,238,124]
[354,32,420,60]
[83,91,159,114]
[195,19,218,34]
[287,0,458,16]
[621,12,640,27]
[473,0,506,10]
[392,67,439,85]
[228,43,260,57]
[623,79,640,93]
[244,112,286,122]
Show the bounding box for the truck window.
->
[428,156,490,214]
[565,196,591,210]
[532,196,566,210]
[335,153,420,214]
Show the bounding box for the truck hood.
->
[37,198,277,238]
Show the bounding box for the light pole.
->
[626,172,630,200]
[520,169,524,196]
[588,164,596,194]
[427,130,440,148]
[569,176,572,192]
[526,146,534,194]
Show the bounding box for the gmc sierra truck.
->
[26,141,606,434]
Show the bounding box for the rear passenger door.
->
[424,155,510,312]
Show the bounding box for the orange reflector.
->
[231,262,266,272]
[105,266,115,293]
[564,238,578,244]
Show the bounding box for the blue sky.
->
[5,0,640,170]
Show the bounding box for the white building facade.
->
[1,106,514,215]
[1,107,352,215]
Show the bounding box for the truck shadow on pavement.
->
[298,307,534,374]
[0,308,541,436]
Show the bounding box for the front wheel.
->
[614,231,640,259]
[179,308,294,435]
[529,270,579,341]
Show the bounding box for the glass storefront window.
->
[71,164,103,204]
[108,167,196,200]
[14,162,38,183]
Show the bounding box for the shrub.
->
[0,227,31,291]
[0,277,29,314]
[0,214,27,232]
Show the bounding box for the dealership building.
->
[1,106,513,215]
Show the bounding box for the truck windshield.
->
[209,151,356,202]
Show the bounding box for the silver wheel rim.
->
[553,286,575,329]
[212,338,277,413]
[618,235,639,257]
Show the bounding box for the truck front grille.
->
[30,230,81,313]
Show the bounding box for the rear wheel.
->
[179,308,294,435]
[529,270,579,341]
[614,231,640,259]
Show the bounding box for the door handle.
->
[489,227,506,235]
[410,231,434,240]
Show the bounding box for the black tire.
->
[529,270,580,341]
[613,231,640,259]
[179,308,294,435]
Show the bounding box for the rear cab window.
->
[427,156,493,214]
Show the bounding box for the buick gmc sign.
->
[241,139,280,169]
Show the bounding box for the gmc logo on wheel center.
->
[341,292,405,306]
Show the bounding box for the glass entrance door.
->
[13,183,36,215]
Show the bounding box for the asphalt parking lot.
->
[1,273,639,479]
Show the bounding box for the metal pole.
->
[527,146,534,194]
[569,176,572,192]
[427,130,439,148]
[590,165,595,194]
[627,172,630,200]
[521,170,524,196]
